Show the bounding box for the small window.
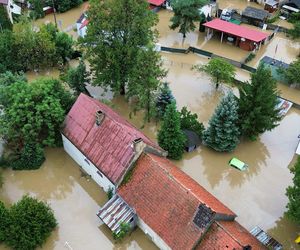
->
[97,170,103,178]
[84,158,90,165]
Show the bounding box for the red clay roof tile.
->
[62,94,161,184]
[118,153,237,250]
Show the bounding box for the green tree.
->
[238,65,281,140]
[170,0,207,38]
[288,22,300,39]
[28,0,45,19]
[203,91,240,152]
[46,0,83,13]
[112,222,131,241]
[193,58,236,89]
[128,46,167,122]
[158,102,186,160]
[0,5,12,30]
[83,0,158,95]
[286,157,300,224]
[180,106,204,138]
[0,78,74,153]
[278,58,300,87]
[0,31,19,73]
[13,20,56,71]
[156,82,175,119]
[0,201,10,242]
[64,60,90,96]
[6,196,57,250]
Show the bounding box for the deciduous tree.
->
[278,58,300,87]
[286,157,300,224]
[6,196,57,250]
[180,106,204,138]
[128,46,167,122]
[158,102,186,160]
[238,65,281,140]
[83,0,158,95]
[203,91,240,152]
[193,58,236,89]
[170,0,207,38]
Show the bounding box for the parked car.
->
[229,157,248,171]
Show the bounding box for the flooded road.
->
[2,3,298,250]
[0,148,157,250]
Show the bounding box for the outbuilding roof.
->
[0,0,8,5]
[198,221,267,249]
[62,94,161,184]
[242,7,269,21]
[148,0,165,6]
[203,18,269,43]
[118,153,236,250]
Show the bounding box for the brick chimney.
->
[95,110,105,126]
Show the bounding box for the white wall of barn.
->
[137,217,171,250]
[62,134,115,192]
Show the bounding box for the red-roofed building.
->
[117,153,266,250]
[203,18,269,51]
[61,94,165,191]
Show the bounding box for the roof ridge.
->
[215,221,244,247]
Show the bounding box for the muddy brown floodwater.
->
[2,3,300,250]
[0,148,158,250]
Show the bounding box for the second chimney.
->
[95,110,105,126]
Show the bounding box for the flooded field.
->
[1,2,299,250]
[0,148,157,250]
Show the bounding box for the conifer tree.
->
[238,65,281,140]
[158,102,186,160]
[156,82,175,119]
[203,91,240,152]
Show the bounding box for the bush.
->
[112,222,131,241]
[180,106,204,138]
[244,52,256,64]
[0,6,12,30]
[5,196,57,250]
[0,201,10,242]
[10,143,45,170]
[266,11,280,23]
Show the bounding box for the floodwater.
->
[2,3,299,250]
[0,148,157,250]
[217,0,263,13]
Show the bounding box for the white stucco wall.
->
[62,134,115,192]
[137,217,171,250]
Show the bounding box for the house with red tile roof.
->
[116,153,267,250]
[61,94,166,192]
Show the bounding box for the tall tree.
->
[170,0,208,38]
[286,157,300,224]
[193,57,236,89]
[128,46,167,122]
[63,60,90,96]
[180,106,204,138]
[0,5,12,30]
[278,58,300,87]
[203,91,240,152]
[156,82,175,119]
[158,102,186,160]
[238,65,281,140]
[0,77,74,151]
[83,0,158,95]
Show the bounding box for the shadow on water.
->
[267,215,300,250]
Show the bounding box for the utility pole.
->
[51,0,58,28]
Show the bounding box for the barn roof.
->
[203,19,269,43]
[118,153,236,250]
[62,94,161,184]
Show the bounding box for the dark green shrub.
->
[6,196,57,250]
[0,201,10,242]
[10,143,45,170]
